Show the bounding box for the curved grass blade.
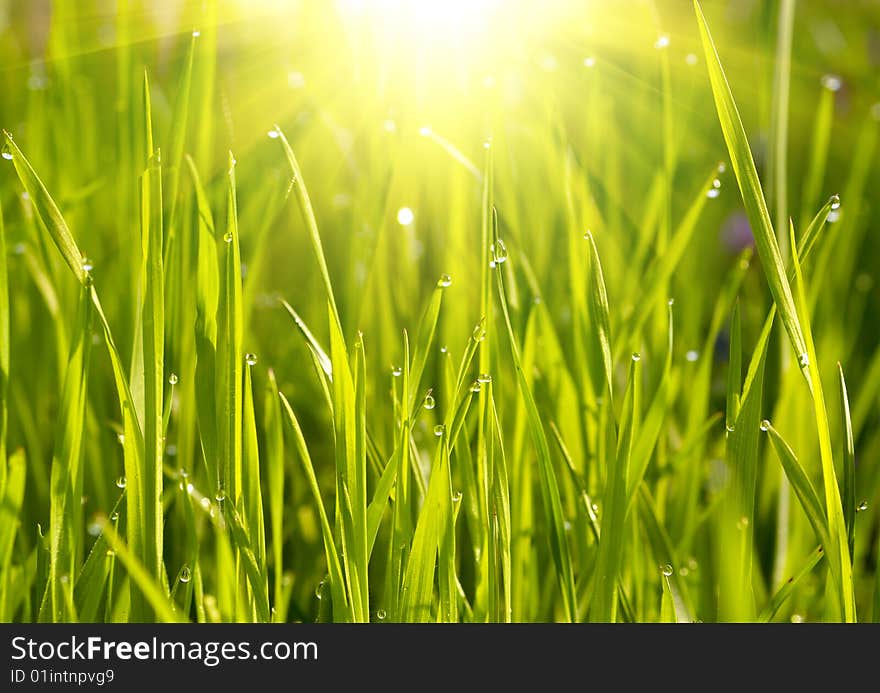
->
[758,546,824,623]
[837,364,856,560]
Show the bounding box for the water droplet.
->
[583,229,592,240]
[826,210,840,223]
[115,476,127,489]
[439,346,448,354]
[830,194,841,210]
[631,352,641,362]
[737,516,750,530]
[591,503,600,516]
[192,30,201,37]
[418,125,432,136]
[223,231,233,243]
[470,381,482,394]
[391,365,403,377]
[438,273,452,288]
[376,609,386,620]
[168,372,178,385]
[564,520,573,531]
[166,444,177,457]
[726,424,735,433]
[685,53,698,66]
[706,188,720,199]
[477,373,492,384]
[685,350,699,362]
[1,151,12,161]
[186,482,194,495]
[492,239,508,264]
[661,564,673,577]
[106,548,116,557]
[667,297,675,306]
[267,129,280,139]
[200,497,211,510]
[790,614,804,623]
[215,487,226,502]
[110,511,119,522]
[316,580,325,598]
[717,162,727,174]
[760,420,770,432]
[117,433,125,445]
[179,566,192,583]
[60,574,70,584]
[687,557,698,571]
[857,499,868,512]
[433,424,445,437]
[82,257,94,272]
[654,34,670,50]
[245,353,258,366]
[820,74,842,92]
[423,393,436,410]
[798,352,810,368]
[397,207,414,226]
[712,178,722,189]
[583,56,596,68]
[452,491,462,503]
[472,320,486,342]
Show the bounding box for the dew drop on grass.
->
[717,162,727,174]
[179,566,192,583]
[798,353,810,368]
[685,350,699,362]
[713,178,721,188]
[439,346,448,354]
[472,320,486,342]
[215,487,226,502]
[433,424,445,437]
[223,231,233,243]
[316,580,325,599]
[245,353,258,366]
[267,129,280,139]
[654,34,670,49]
[168,372,178,385]
[857,499,868,512]
[820,73,842,92]
[192,30,201,37]
[631,352,641,362]
[760,420,770,432]
[110,511,119,522]
[117,433,125,445]
[437,273,452,288]
[706,188,720,199]
[391,365,403,377]
[82,257,94,272]
[423,393,436,410]
[376,609,386,620]
[106,549,115,557]
[115,476,127,489]
[726,424,735,433]
[737,516,750,530]
[452,491,462,503]
[790,614,804,623]
[1,151,12,161]
[477,373,492,384]
[397,207,414,226]
[830,194,841,210]
[470,381,482,394]
[661,564,674,577]
[492,239,508,264]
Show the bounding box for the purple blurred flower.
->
[721,212,754,253]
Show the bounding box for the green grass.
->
[1,0,879,623]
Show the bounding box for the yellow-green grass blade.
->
[224,503,270,623]
[762,423,829,549]
[726,300,742,432]
[694,1,808,366]
[278,393,350,622]
[584,231,613,402]
[797,195,837,268]
[788,220,855,621]
[0,201,7,473]
[838,365,856,560]
[98,518,182,623]
[39,284,93,622]
[217,152,243,502]
[496,273,577,622]
[592,355,639,623]
[264,369,285,617]
[140,141,165,591]
[2,132,86,284]
[758,546,825,623]
[0,451,26,613]
[274,127,342,335]
[280,299,332,378]
[185,155,219,487]
[718,309,773,622]
[242,362,266,577]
